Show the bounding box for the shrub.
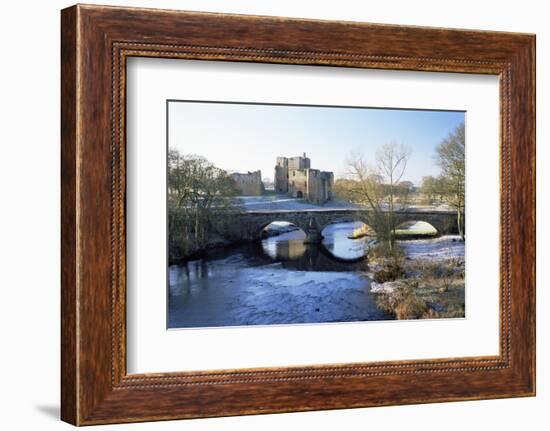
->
[373,263,405,283]
[376,283,430,320]
[368,242,404,260]
[442,303,465,318]
[392,286,429,319]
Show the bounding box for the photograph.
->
[167,101,466,328]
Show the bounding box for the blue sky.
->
[168,101,464,185]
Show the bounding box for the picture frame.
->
[61,4,535,425]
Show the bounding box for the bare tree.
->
[338,143,411,253]
[376,143,412,247]
[434,123,465,240]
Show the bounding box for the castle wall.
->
[231,170,264,196]
[274,165,288,194]
[306,169,322,204]
[288,155,310,170]
[303,170,334,204]
[321,171,334,202]
[273,154,334,204]
[289,169,308,198]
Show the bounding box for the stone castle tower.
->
[274,153,333,205]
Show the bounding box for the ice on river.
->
[168,256,391,328]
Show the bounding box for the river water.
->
[168,222,463,329]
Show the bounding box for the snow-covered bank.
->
[398,235,464,261]
[368,236,465,319]
[370,281,405,294]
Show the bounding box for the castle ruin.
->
[274,153,334,205]
[230,170,264,196]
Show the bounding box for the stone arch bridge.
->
[227,208,459,243]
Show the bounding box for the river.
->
[168,222,463,329]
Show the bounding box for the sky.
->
[168,101,464,185]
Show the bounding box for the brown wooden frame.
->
[61,4,535,426]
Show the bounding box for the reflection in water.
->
[262,230,306,260]
[321,221,373,260]
[260,221,372,262]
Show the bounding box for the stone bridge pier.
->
[225,209,459,243]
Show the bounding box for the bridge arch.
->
[320,218,376,238]
[259,221,308,261]
[258,220,307,240]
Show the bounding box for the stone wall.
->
[231,170,264,196]
[306,169,334,204]
[288,155,310,170]
[274,164,288,194]
[289,169,308,198]
[321,172,334,201]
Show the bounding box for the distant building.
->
[231,170,264,196]
[274,153,334,204]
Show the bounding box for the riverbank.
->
[368,236,465,319]
[170,221,302,263]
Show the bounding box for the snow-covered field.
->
[236,194,452,213]
[237,195,358,211]
[399,235,465,261]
